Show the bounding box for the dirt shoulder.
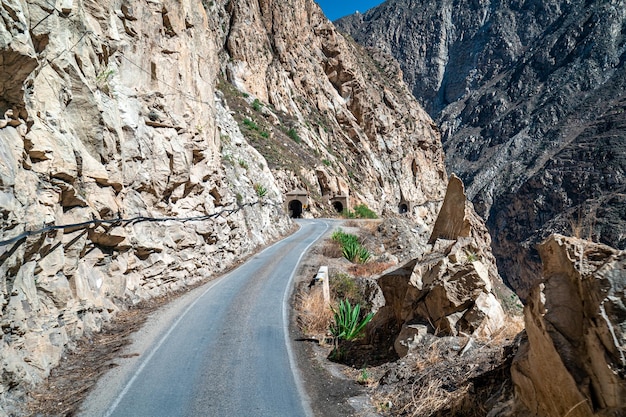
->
[289,219,384,417]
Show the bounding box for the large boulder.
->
[371,175,507,357]
[510,235,626,417]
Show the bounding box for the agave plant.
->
[330,299,374,341]
[341,239,361,263]
[356,245,371,263]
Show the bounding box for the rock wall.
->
[211,0,447,227]
[509,235,626,417]
[0,0,293,404]
[0,0,450,407]
[336,0,626,298]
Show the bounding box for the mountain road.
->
[78,219,330,417]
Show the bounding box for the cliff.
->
[0,0,448,408]
[336,0,626,298]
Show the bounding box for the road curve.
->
[79,219,330,417]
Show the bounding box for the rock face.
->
[0,0,448,408]
[213,0,447,223]
[371,175,506,357]
[510,235,626,417]
[336,0,626,297]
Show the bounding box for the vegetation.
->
[341,204,378,219]
[465,250,478,263]
[330,299,374,342]
[252,98,263,111]
[254,183,268,198]
[243,118,258,130]
[331,229,371,263]
[286,128,301,143]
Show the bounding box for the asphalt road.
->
[79,219,330,417]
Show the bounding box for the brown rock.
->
[372,175,506,356]
[428,174,471,243]
[511,235,626,417]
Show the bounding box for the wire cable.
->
[0,200,283,247]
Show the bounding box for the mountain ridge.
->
[336,0,626,295]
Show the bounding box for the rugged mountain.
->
[0,0,448,409]
[337,0,626,297]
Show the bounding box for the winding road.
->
[79,219,330,417]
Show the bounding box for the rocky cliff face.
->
[212,0,447,224]
[0,0,448,407]
[336,0,626,297]
[508,235,626,417]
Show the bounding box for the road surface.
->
[79,219,330,417]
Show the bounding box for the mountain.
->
[336,0,626,297]
[0,0,449,407]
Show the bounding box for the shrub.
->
[254,183,268,198]
[243,118,258,130]
[287,128,301,143]
[330,272,359,301]
[353,204,378,219]
[252,98,263,111]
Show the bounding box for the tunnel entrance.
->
[399,203,408,214]
[288,200,303,218]
[332,201,344,213]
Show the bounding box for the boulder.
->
[372,175,506,357]
[510,235,626,417]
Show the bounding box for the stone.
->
[371,175,506,356]
[428,174,471,244]
[510,235,626,417]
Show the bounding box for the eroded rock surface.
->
[371,175,506,357]
[509,235,626,417]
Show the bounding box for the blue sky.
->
[316,1,385,21]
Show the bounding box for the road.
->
[79,219,330,417]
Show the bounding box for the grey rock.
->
[337,0,626,297]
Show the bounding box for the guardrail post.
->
[315,266,329,305]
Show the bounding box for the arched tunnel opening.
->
[399,203,408,214]
[289,200,303,218]
[332,201,344,213]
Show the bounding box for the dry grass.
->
[343,220,381,234]
[491,315,525,345]
[414,341,445,372]
[405,377,470,417]
[321,240,343,258]
[296,288,333,337]
[348,261,395,278]
[373,376,470,417]
[568,207,598,242]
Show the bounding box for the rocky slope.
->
[336,0,626,297]
[0,0,448,409]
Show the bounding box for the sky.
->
[315,1,385,21]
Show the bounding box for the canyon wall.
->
[337,0,626,298]
[0,0,448,409]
